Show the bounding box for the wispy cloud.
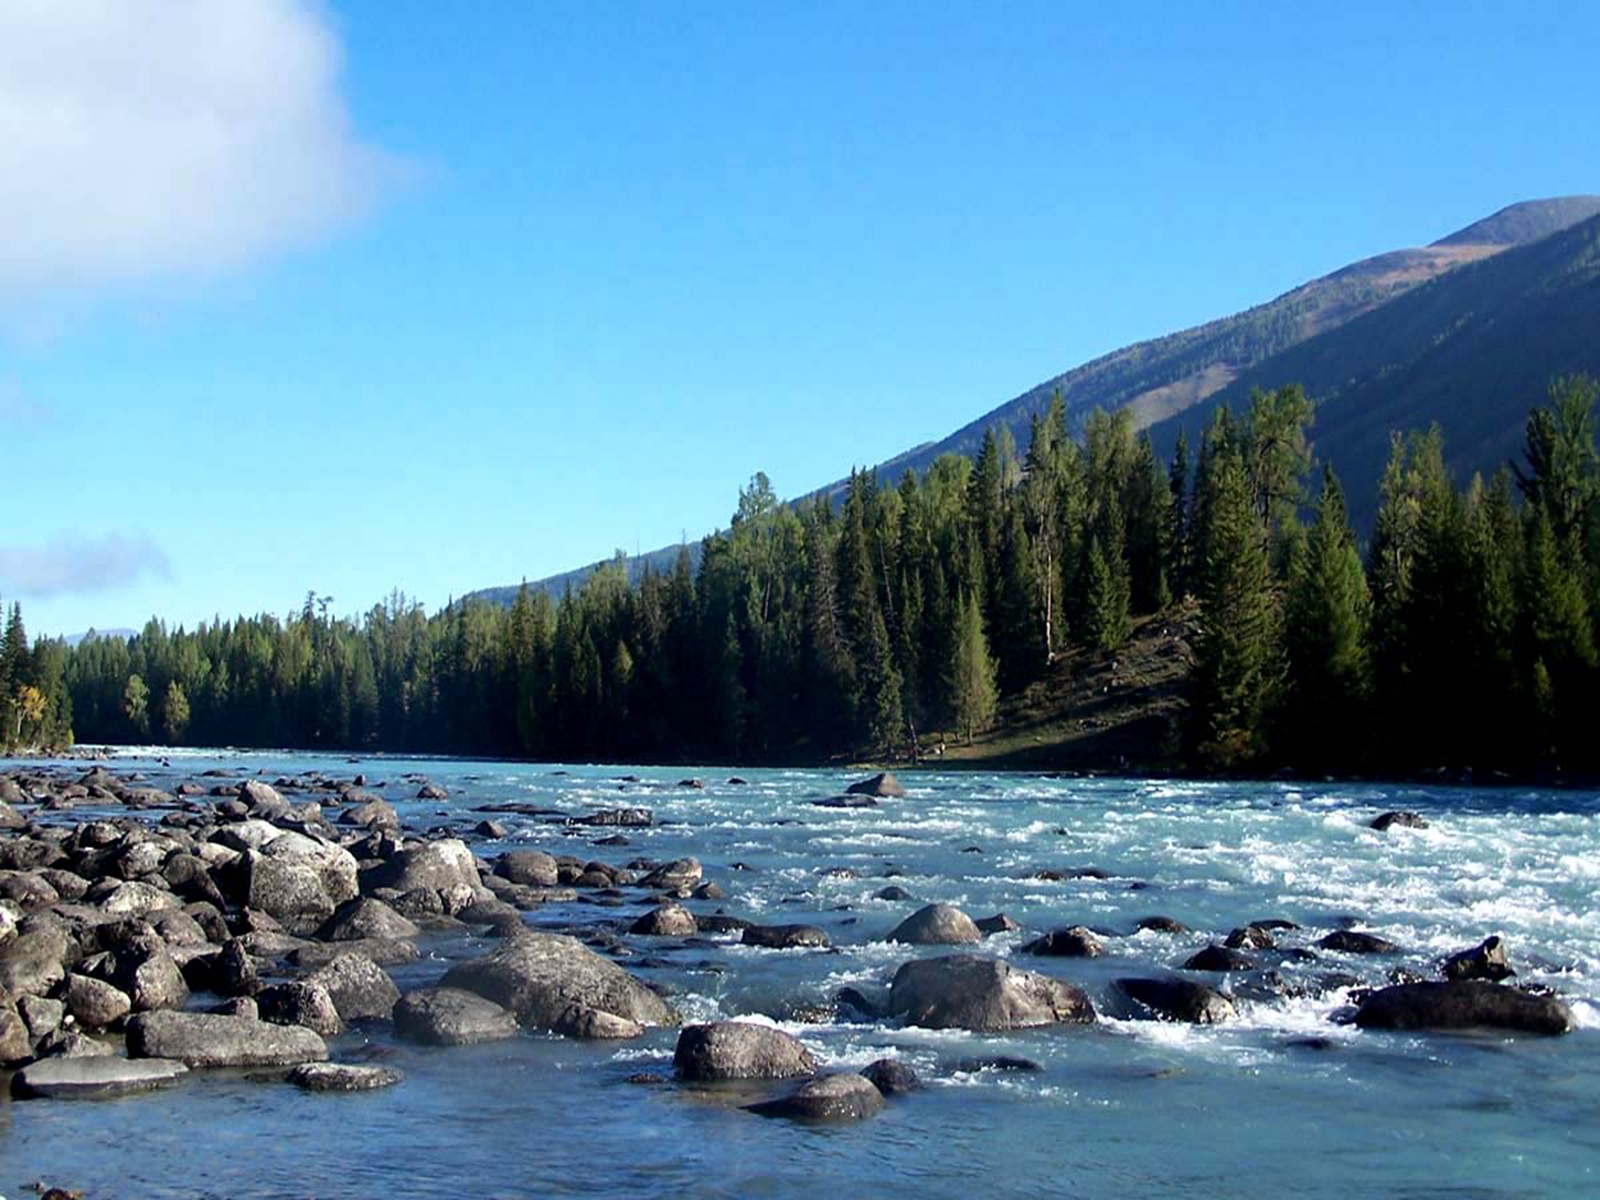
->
[0,534,172,598]
[0,0,409,308]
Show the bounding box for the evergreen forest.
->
[7,377,1600,779]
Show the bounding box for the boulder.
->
[287,1063,404,1092]
[1224,925,1277,951]
[889,903,981,945]
[493,850,559,887]
[365,839,481,894]
[1317,930,1400,955]
[1023,926,1104,958]
[257,981,345,1036]
[64,974,131,1029]
[127,1010,328,1067]
[318,897,419,942]
[750,1072,885,1122]
[630,903,698,937]
[639,857,702,892]
[673,1021,818,1081]
[812,795,878,809]
[551,1005,644,1039]
[1136,916,1188,934]
[239,779,288,815]
[416,784,449,800]
[974,913,1021,935]
[1371,810,1429,831]
[340,798,401,831]
[1354,981,1573,1035]
[237,839,360,929]
[741,924,830,950]
[861,1057,921,1095]
[306,953,400,1022]
[440,931,675,1033]
[12,1056,189,1100]
[288,938,420,969]
[109,936,189,1013]
[887,954,1096,1032]
[0,1002,31,1063]
[1117,977,1237,1024]
[845,772,906,798]
[393,987,519,1046]
[1442,936,1515,982]
[1183,944,1255,972]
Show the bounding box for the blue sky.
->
[3,0,1596,637]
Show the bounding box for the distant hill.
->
[1146,209,1600,530]
[64,628,134,648]
[472,195,1600,605]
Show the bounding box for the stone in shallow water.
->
[888,954,1096,1032]
[393,987,519,1046]
[287,1063,404,1092]
[674,1021,817,1081]
[127,1011,328,1068]
[749,1072,885,1122]
[890,903,981,945]
[13,1056,189,1100]
[1354,981,1573,1035]
[1117,977,1237,1024]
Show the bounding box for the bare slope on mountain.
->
[1146,209,1600,532]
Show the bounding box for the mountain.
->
[474,195,1600,605]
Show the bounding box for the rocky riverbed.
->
[0,754,1595,1198]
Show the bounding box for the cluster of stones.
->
[0,766,1576,1121]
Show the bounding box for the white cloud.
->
[0,0,404,303]
[0,533,172,597]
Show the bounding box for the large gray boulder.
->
[749,1072,885,1122]
[887,955,1096,1032]
[440,931,675,1033]
[393,987,519,1046]
[13,1056,189,1100]
[1023,926,1105,958]
[108,934,189,1012]
[1117,977,1237,1024]
[673,1021,818,1081]
[846,773,906,798]
[257,981,344,1036]
[306,952,400,1022]
[127,1010,328,1067]
[0,926,73,997]
[288,1062,404,1092]
[494,851,559,887]
[630,903,697,937]
[365,839,482,894]
[639,857,701,892]
[236,837,359,930]
[1355,981,1574,1035]
[64,973,132,1029]
[889,903,981,945]
[317,897,419,942]
[1442,936,1515,982]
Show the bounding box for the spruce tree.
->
[952,592,998,743]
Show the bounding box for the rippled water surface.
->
[4,751,1597,1199]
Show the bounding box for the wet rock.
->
[64,974,131,1030]
[440,931,676,1033]
[341,798,401,831]
[1117,977,1237,1024]
[875,885,912,901]
[494,850,559,888]
[692,881,726,901]
[673,1021,818,1081]
[1442,935,1515,982]
[888,954,1096,1032]
[127,1010,328,1067]
[1023,926,1104,958]
[288,1062,404,1092]
[639,857,702,892]
[697,915,753,934]
[306,952,400,1022]
[238,779,289,816]
[741,924,830,950]
[365,839,481,894]
[1183,944,1255,972]
[812,795,879,809]
[951,1055,1042,1073]
[573,808,653,827]
[1354,981,1573,1035]
[257,981,345,1036]
[889,903,981,945]
[13,1056,189,1100]
[552,1004,644,1039]
[318,897,420,942]
[861,1057,920,1095]
[846,773,906,798]
[1371,811,1428,832]
[393,987,519,1046]
[417,784,449,801]
[835,986,883,1019]
[474,820,509,839]
[1317,931,1401,955]
[974,913,1021,935]
[630,903,698,937]
[750,1072,884,1122]
[1225,925,1277,951]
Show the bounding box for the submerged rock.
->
[861,1057,921,1095]
[630,903,697,937]
[1318,930,1401,955]
[813,795,879,809]
[741,924,829,950]
[1183,944,1255,972]
[1354,981,1573,1035]
[674,1021,817,1081]
[1371,811,1429,832]
[288,1063,404,1092]
[887,954,1095,1032]
[749,1072,885,1122]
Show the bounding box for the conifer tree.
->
[952,592,998,743]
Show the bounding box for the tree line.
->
[20,375,1600,777]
